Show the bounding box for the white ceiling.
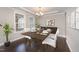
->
[19,7,70,15]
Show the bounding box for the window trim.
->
[14,13,25,32]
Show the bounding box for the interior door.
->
[29,16,35,32]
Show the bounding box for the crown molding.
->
[44,10,59,15]
[19,7,34,14]
[18,7,66,16]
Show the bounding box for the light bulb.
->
[40,12,44,16]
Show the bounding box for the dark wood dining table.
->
[22,32,49,51]
[22,32,49,42]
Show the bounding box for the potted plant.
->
[3,23,12,47]
[35,24,40,31]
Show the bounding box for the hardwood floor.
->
[55,37,70,52]
[0,36,70,52]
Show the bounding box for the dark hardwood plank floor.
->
[0,36,70,52]
[55,37,70,52]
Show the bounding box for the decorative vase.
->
[4,41,10,47]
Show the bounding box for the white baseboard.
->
[58,35,66,38]
[0,37,23,47]
[0,43,4,46]
[66,37,72,52]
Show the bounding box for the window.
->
[15,14,24,31]
[29,17,35,32]
[71,8,79,29]
[71,11,76,28]
[76,8,79,29]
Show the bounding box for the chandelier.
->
[35,7,44,16]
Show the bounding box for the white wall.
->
[0,7,14,44]
[26,14,35,32]
[66,7,79,52]
[0,7,35,45]
[39,13,66,37]
[13,8,35,32]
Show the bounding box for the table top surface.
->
[22,32,49,41]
